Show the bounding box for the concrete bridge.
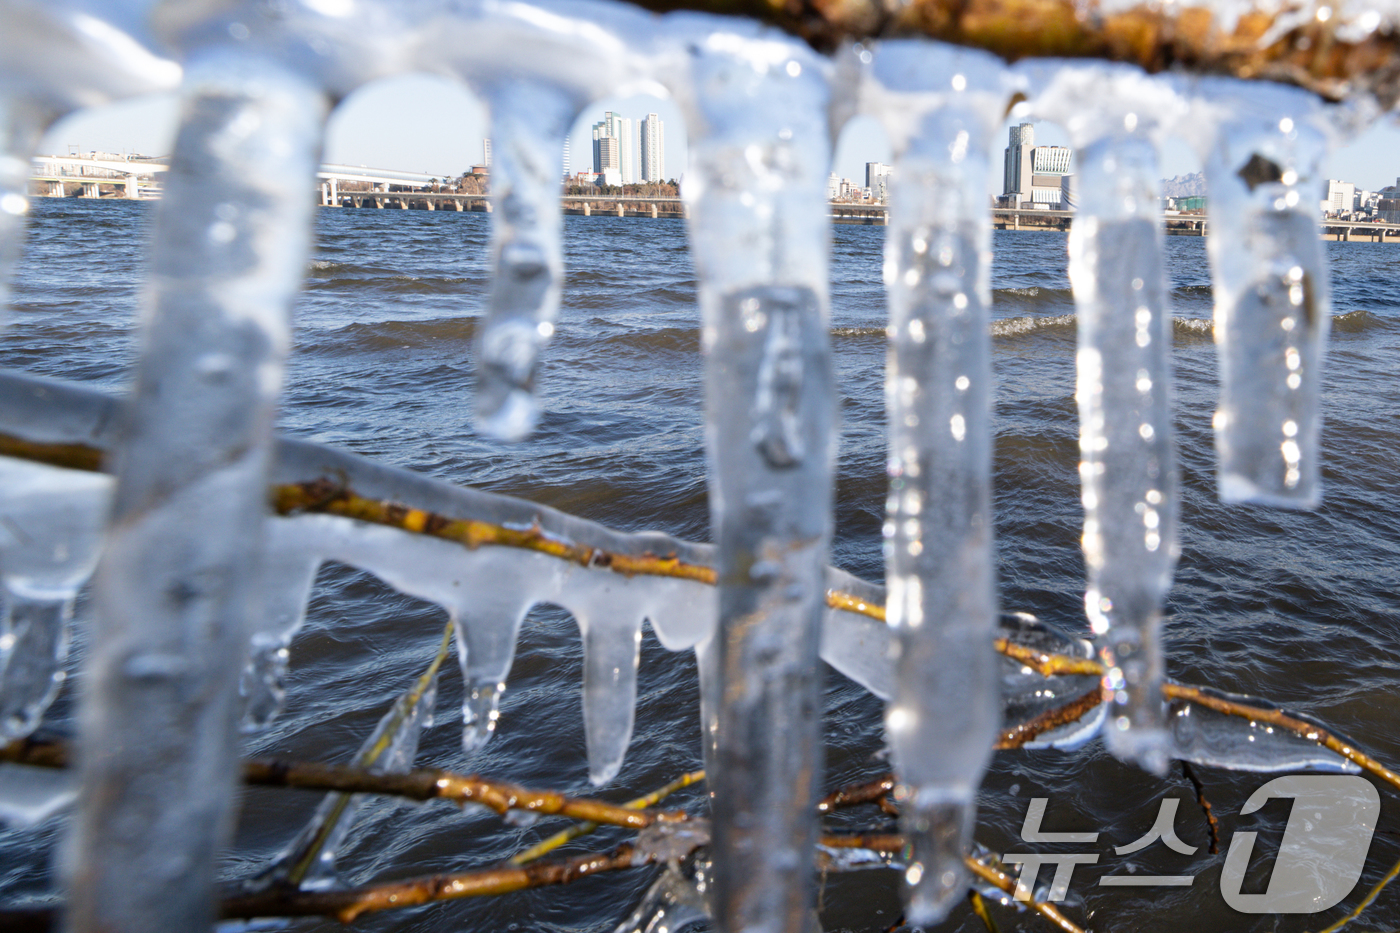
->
[29,155,167,199]
[1321,220,1400,242]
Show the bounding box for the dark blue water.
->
[3,198,1400,933]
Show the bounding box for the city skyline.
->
[35,73,1400,196]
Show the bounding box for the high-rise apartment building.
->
[483,137,492,168]
[592,111,637,184]
[641,113,665,183]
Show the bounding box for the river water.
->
[2,197,1398,933]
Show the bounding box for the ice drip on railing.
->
[1031,64,1185,775]
[677,27,835,933]
[66,50,328,932]
[857,41,1004,924]
[1191,79,1333,508]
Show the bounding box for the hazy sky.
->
[40,72,1400,193]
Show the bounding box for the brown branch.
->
[818,775,896,813]
[222,843,651,923]
[273,479,719,586]
[245,759,689,830]
[0,736,67,769]
[1178,760,1220,855]
[996,688,1104,750]
[625,0,1400,108]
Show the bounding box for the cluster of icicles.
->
[0,0,1376,931]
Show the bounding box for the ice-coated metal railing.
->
[0,0,1376,930]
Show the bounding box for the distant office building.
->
[592,111,637,184]
[1325,179,1356,215]
[865,162,892,200]
[483,138,491,168]
[826,173,841,200]
[1003,123,1072,208]
[562,136,570,178]
[641,113,665,183]
[1376,178,1400,222]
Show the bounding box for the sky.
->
[39,72,1400,194]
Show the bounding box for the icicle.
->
[1031,64,1186,775]
[677,31,835,933]
[240,517,330,731]
[1167,685,1359,773]
[0,456,110,739]
[860,41,1005,925]
[258,636,445,890]
[67,57,326,933]
[555,569,653,786]
[473,81,576,441]
[1191,79,1332,508]
[0,98,47,324]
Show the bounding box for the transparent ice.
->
[67,56,327,933]
[473,82,575,441]
[1168,685,1359,773]
[257,667,439,890]
[678,27,835,933]
[0,0,177,326]
[858,40,1004,925]
[613,860,711,933]
[1030,63,1186,775]
[1189,79,1332,507]
[0,457,110,739]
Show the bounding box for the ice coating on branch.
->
[67,56,326,933]
[0,457,110,739]
[473,82,575,441]
[1167,686,1360,773]
[257,668,439,890]
[677,27,835,933]
[324,524,541,754]
[860,40,1005,925]
[0,762,77,827]
[613,860,711,933]
[1029,63,1186,775]
[1186,79,1332,508]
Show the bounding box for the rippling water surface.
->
[3,198,1399,933]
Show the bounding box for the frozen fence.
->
[0,0,1391,931]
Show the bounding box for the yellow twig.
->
[285,623,453,886]
[510,770,706,865]
[964,852,1088,933]
[1312,851,1400,933]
